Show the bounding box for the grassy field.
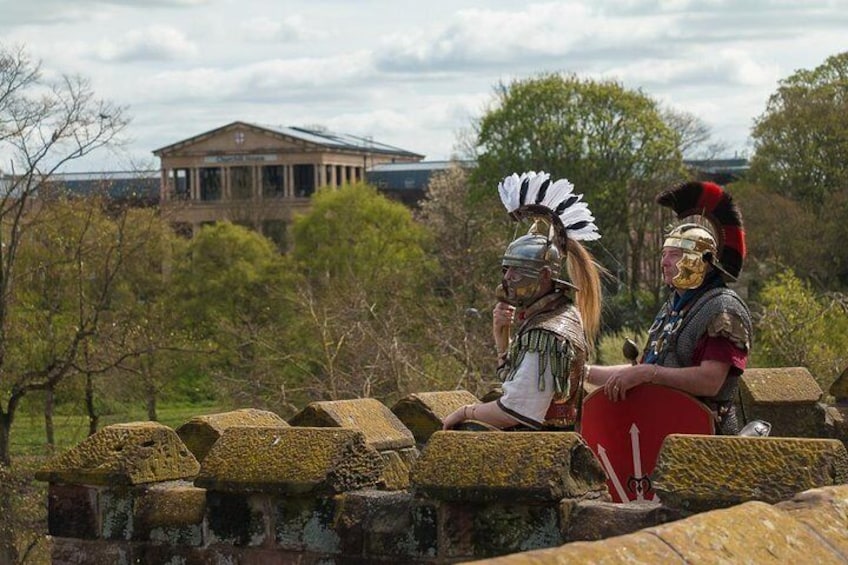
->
[9,402,224,460]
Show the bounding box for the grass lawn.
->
[9,402,225,460]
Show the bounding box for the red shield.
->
[580,383,714,503]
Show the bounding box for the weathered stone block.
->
[47,484,99,539]
[289,397,414,451]
[466,531,683,564]
[100,488,134,540]
[36,422,199,486]
[274,496,340,553]
[648,501,844,563]
[378,449,411,491]
[411,431,607,503]
[825,405,848,448]
[335,490,438,560]
[176,408,288,462]
[195,426,383,494]
[653,434,848,512]
[50,538,131,565]
[132,481,205,545]
[739,367,825,437]
[561,499,688,542]
[775,484,848,559]
[442,502,563,560]
[205,491,268,546]
[391,390,479,445]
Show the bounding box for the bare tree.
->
[0,44,129,467]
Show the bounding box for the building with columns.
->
[154,121,423,246]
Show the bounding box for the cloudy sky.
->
[2,0,846,172]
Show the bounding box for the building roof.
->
[152,121,424,159]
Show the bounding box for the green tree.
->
[287,183,441,402]
[169,221,296,412]
[754,270,848,393]
[416,164,504,394]
[749,51,848,208]
[473,73,685,291]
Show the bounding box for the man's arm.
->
[587,360,729,401]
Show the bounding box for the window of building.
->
[336,165,344,186]
[230,167,252,200]
[262,165,285,198]
[293,165,315,198]
[199,168,222,201]
[172,168,191,200]
[262,220,287,250]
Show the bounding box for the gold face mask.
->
[663,224,717,290]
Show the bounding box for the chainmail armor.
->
[651,286,752,435]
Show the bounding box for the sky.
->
[1,0,847,172]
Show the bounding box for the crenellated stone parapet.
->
[37,369,848,563]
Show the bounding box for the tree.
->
[473,73,686,292]
[755,270,848,393]
[416,164,504,394]
[0,44,129,468]
[169,222,298,412]
[287,183,441,403]
[749,51,848,208]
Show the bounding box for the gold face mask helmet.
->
[657,180,746,287]
[663,223,718,290]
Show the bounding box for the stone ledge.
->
[411,431,607,503]
[653,434,848,512]
[195,426,383,494]
[176,408,288,462]
[36,422,199,487]
[741,367,823,404]
[391,390,480,445]
[289,398,415,451]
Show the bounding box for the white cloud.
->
[238,15,319,43]
[93,25,198,62]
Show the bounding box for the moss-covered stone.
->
[289,398,414,451]
[195,426,383,494]
[35,422,199,487]
[648,501,844,563]
[133,482,205,544]
[653,434,848,512]
[378,450,411,491]
[411,431,607,503]
[391,390,479,445]
[175,408,288,462]
[740,367,825,437]
[775,485,848,558]
[741,367,823,404]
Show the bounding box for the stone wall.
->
[36,371,848,564]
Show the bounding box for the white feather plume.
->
[497,171,600,242]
